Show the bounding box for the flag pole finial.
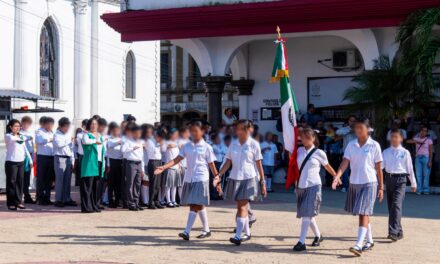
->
[276,26,281,39]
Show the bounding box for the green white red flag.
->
[271,33,299,189]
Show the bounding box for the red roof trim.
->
[101,0,440,42]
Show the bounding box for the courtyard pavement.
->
[0,186,439,264]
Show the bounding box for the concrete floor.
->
[0,186,439,264]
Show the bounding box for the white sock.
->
[299,217,311,244]
[198,208,210,233]
[266,177,272,189]
[309,217,321,238]
[366,223,373,243]
[355,226,368,248]
[243,217,251,236]
[165,187,171,203]
[248,204,256,221]
[184,211,197,234]
[170,187,177,203]
[235,217,247,238]
[141,186,149,204]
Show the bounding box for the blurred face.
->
[190,126,204,141]
[89,120,98,133]
[265,133,273,142]
[132,130,141,140]
[60,124,70,134]
[111,127,121,137]
[22,121,32,130]
[300,133,315,147]
[316,121,324,128]
[226,109,232,117]
[170,131,179,141]
[213,136,221,145]
[98,125,106,134]
[354,123,369,139]
[146,128,154,138]
[420,127,428,137]
[348,117,357,128]
[390,132,403,147]
[10,122,21,134]
[224,138,231,146]
[180,129,190,139]
[235,123,249,140]
[45,122,54,131]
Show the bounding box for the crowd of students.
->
[3,112,421,255]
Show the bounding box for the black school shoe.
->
[54,201,64,207]
[293,241,306,251]
[311,235,324,246]
[229,236,241,246]
[24,198,36,204]
[349,246,362,257]
[64,200,78,206]
[362,242,374,251]
[179,232,190,241]
[128,207,139,211]
[388,234,399,242]
[196,231,211,239]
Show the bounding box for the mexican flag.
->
[271,36,299,189]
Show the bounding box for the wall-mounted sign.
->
[252,109,259,123]
[262,99,280,107]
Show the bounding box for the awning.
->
[0,89,55,102]
[101,0,440,42]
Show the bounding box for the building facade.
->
[0,0,160,125]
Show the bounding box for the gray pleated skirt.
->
[177,166,186,187]
[180,180,210,206]
[296,184,322,218]
[345,182,377,216]
[223,177,262,202]
[164,168,181,188]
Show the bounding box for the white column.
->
[13,0,32,91]
[73,0,91,125]
[90,0,99,114]
[238,95,248,119]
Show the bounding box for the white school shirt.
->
[35,128,54,156]
[53,130,75,163]
[145,138,162,160]
[162,140,180,169]
[212,143,227,163]
[260,141,278,166]
[343,137,383,184]
[20,129,34,154]
[106,136,123,160]
[177,138,190,167]
[121,137,145,172]
[82,133,104,162]
[225,137,262,180]
[5,134,32,163]
[382,146,417,188]
[76,130,85,155]
[179,139,216,183]
[297,146,328,188]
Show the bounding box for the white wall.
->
[0,0,15,88]
[247,35,363,135]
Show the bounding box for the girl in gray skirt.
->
[160,128,181,208]
[215,120,267,246]
[293,128,337,252]
[154,121,218,241]
[334,118,384,256]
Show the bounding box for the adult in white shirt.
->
[5,119,33,210]
[121,123,145,211]
[334,118,384,256]
[383,129,416,241]
[53,117,76,207]
[35,116,55,205]
[20,116,35,204]
[216,120,267,246]
[222,107,237,126]
[74,119,88,187]
[293,128,337,252]
[155,121,218,241]
[260,132,278,192]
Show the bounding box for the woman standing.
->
[334,118,384,256]
[155,121,218,240]
[5,119,33,210]
[215,120,267,246]
[293,128,337,251]
[80,118,106,213]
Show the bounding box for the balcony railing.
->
[161,100,239,113]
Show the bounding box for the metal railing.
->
[161,100,239,113]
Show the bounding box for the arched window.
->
[125,51,136,99]
[40,18,58,98]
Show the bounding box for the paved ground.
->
[0,186,439,264]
